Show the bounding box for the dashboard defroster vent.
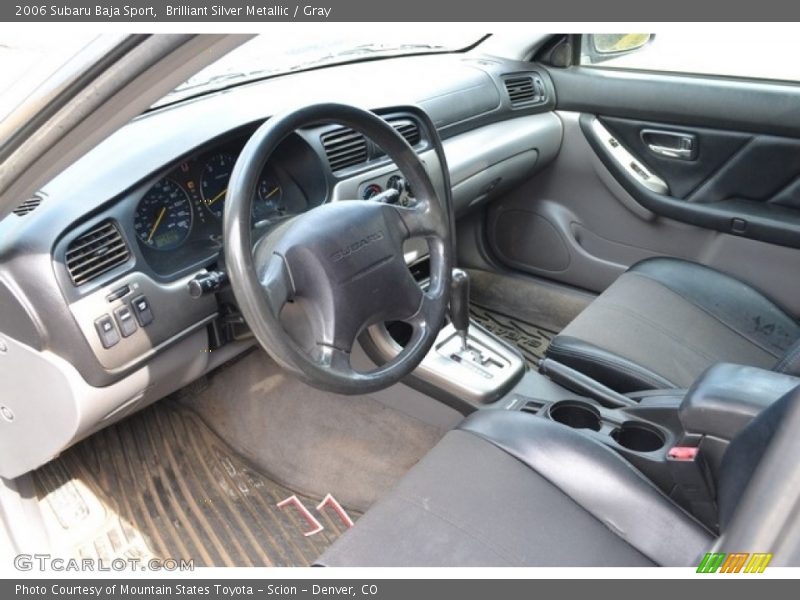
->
[321,127,368,172]
[503,74,546,107]
[13,195,43,216]
[66,220,130,286]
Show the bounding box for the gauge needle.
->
[148,206,167,242]
[208,188,227,206]
[264,186,280,199]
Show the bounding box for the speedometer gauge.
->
[201,152,235,218]
[134,179,193,250]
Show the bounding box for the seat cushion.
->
[317,411,712,567]
[546,258,800,392]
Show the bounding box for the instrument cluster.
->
[130,135,318,275]
[133,142,306,252]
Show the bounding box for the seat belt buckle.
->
[667,445,717,528]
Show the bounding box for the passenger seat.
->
[545,258,800,392]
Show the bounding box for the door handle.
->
[648,144,693,159]
[641,129,697,161]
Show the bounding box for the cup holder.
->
[611,421,665,453]
[548,401,602,432]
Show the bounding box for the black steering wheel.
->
[223,103,452,394]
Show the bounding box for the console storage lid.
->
[680,363,799,440]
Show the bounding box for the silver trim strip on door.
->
[590,118,669,195]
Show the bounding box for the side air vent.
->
[66,220,130,286]
[13,195,43,216]
[389,118,421,146]
[504,74,546,107]
[321,127,368,172]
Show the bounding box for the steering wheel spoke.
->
[389,202,439,240]
[315,344,355,377]
[407,292,439,335]
[258,252,294,316]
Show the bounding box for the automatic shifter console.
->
[364,267,525,410]
[446,269,504,376]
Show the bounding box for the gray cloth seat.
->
[318,389,799,567]
[545,257,800,392]
[318,410,713,567]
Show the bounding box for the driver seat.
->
[317,386,799,566]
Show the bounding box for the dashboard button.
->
[131,295,154,327]
[94,315,120,349]
[114,305,137,338]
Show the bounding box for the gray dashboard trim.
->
[332,113,563,217]
[445,112,562,186]
[0,329,212,479]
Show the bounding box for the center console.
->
[498,360,799,529]
[499,375,681,493]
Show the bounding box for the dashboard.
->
[0,51,565,479]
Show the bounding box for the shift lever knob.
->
[450,269,470,349]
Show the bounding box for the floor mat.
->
[470,302,556,367]
[176,348,449,513]
[33,402,358,567]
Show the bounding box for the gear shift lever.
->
[450,269,470,352]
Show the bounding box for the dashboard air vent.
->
[321,127,368,171]
[504,75,545,106]
[389,118,421,146]
[13,195,43,216]
[66,220,130,286]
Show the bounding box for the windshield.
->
[158,31,487,107]
[0,33,102,122]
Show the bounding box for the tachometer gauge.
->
[134,179,193,250]
[253,176,284,222]
[201,152,236,218]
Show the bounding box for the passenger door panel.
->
[482,66,800,314]
[581,113,800,249]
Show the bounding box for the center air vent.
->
[13,195,43,216]
[321,116,423,172]
[321,127,368,172]
[66,220,130,286]
[389,118,421,146]
[504,74,546,107]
